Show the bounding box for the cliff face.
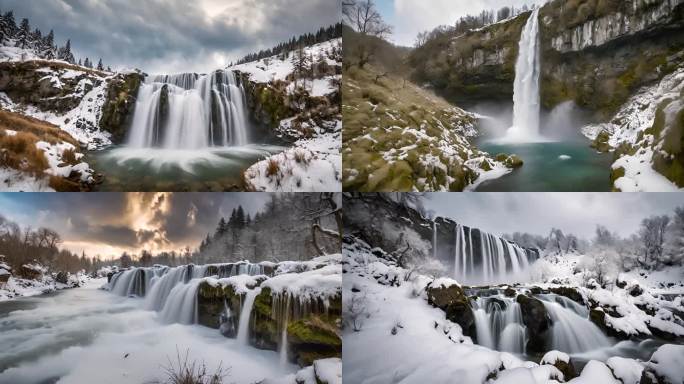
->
[411,0,684,119]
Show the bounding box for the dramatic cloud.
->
[2,0,340,73]
[424,193,684,239]
[377,0,547,46]
[0,193,270,258]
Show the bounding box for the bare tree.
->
[639,215,670,268]
[343,0,392,37]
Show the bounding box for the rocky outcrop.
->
[410,0,684,119]
[196,281,244,333]
[99,71,143,142]
[426,283,476,337]
[589,308,631,339]
[549,286,585,305]
[516,294,552,352]
[0,61,104,114]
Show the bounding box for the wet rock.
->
[196,281,243,333]
[99,72,144,142]
[540,351,576,381]
[549,286,585,305]
[504,287,517,297]
[629,284,644,297]
[426,283,476,337]
[516,294,551,353]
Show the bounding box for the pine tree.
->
[15,18,30,49]
[216,217,227,237]
[57,39,75,63]
[236,206,245,229]
[2,11,17,40]
[42,30,55,60]
[78,58,82,66]
[97,58,104,70]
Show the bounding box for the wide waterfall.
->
[471,291,613,356]
[106,263,266,324]
[505,7,542,142]
[450,223,533,284]
[127,70,250,149]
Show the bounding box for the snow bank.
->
[606,356,644,384]
[245,126,341,192]
[567,360,620,384]
[263,262,341,301]
[644,344,684,384]
[541,350,570,365]
[0,167,54,192]
[203,274,267,295]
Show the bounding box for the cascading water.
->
[237,288,261,345]
[538,294,612,353]
[505,7,543,142]
[451,224,533,284]
[472,297,527,354]
[107,263,265,324]
[127,70,250,149]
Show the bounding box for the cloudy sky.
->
[2,0,340,74]
[0,193,270,259]
[424,193,684,239]
[375,0,548,47]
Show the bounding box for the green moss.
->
[287,316,341,347]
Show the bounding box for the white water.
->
[472,297,527,354]
[0,279,296,384]
[472,292,614,356]
[237,288,261,345]
[108,263,265,324]
[451,223,533,285]
[504,8,544,142]
[539,296,612,354]
[127,71,249,150]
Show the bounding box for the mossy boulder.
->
[99,72,143,142]
[591,130,612,153]
[426,283,475,337]
[516,294,551,353]
[504,154,524,168]
[287,315,342,366]
[196,281,242,334]
[251,287,279,350]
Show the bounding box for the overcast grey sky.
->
[0,193,270,258]
[376,0,548,47]
[424,193,684,239]
[1,0,340,74]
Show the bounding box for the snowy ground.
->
[582,67,684,192]
[0,273,84,301]
[343,236,684,384]
[244,122,341,192]
[231,39,341,87]
[0,166,54,192]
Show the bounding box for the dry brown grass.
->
[266,158,280,177]
[61,148,78,165]
[0,130,49,176]
[0,109,78,146]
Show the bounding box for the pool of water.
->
[86,144,286,191]
[475,140,613,192]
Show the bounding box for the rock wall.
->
[98,72,144,142]
[410,0,684,120]
[343,194,539,272]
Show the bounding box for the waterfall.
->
[433,220,437,259]
[106,262,265,324]
[505,7,542,142]
[237,288,261,345]
[538,296,612,353]
[472,297,527,354]
[127,70,250,149]
[453,224,533,284]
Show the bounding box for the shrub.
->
[160,349,229,384]
[266,158,280,177]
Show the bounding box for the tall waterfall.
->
[452,223,533,284]
[506,7,542,142]
[127,70,250,149]
[237,288,261,345]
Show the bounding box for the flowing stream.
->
[0,279,295,384]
